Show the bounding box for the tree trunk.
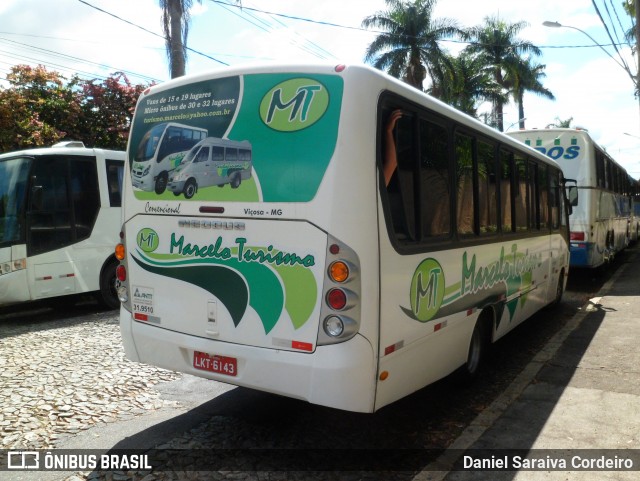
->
[168,0,186,78]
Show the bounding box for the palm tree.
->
[435,51,507,117]
[546,116,574,128]
[362,0,464,90]
[465,16,542,131]
[506,57,555,129]
[159,0,241,78]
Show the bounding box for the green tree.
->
[0,65,78,150]
[362,0,463,90]
[465,16,543,131]
[77,73,149,149]
[0,65,150,152]
[436,51,507,117]
[546,116,574,128]
[505,57,555,130]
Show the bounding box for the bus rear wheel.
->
[457,314,490,382]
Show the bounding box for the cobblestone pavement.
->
[0,306,180,452]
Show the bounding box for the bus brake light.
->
[570,231,585,241]
[326,288,347,310]
[116,265,127,282]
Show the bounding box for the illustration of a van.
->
[168,137,252,199]
[131,123,208,194]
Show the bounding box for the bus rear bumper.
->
[119,307,377,412]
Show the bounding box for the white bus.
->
[117,64,571,412]
[0,143,124,309]
[130,122,207,194]
[167,137,252,198]
[509,128,632,269]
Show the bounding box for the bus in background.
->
[509,128,632,269]
[130,122,207,195]
[116,64,571,413]
[0,143,124,309]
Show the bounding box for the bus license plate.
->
[193,351,237,377]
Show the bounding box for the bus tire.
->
[552,268,565,306]
[457,313,490,382]
[230,172,241,189]
[155,172,168,194]
[183,179,197,199]
[97,259,120,310]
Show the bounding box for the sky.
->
[1,0,639,178]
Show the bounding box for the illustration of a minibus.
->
[167,137,252,199]
[130,123,208,194]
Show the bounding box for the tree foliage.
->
[362,3,554,130]
[0,65,151,153]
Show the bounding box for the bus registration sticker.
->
[193,351,237,377]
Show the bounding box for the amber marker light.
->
[329,261,349,283]
[379,371,389,381]
[115,243,125,261]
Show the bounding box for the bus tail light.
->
[326,288,347,310]
[329,261,349,283]
[318,236,361,346]
[570,231,586,241]
[116,265,127,282]
[115,229,132,308]
[323,316,344,337]
[115,242,126,261]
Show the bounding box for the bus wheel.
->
[155,172,168,194]
[97,259,120,310]
[230,172,241,189]
[184,179,197,199]
[457,314,490,382]
[552,269,565,306]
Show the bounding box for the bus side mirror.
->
[567,186,578,207]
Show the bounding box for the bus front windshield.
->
[0,157,32,246]
[135,124,166,163]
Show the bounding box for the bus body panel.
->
[509,129,631,268]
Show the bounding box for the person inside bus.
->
[383,109,403,186]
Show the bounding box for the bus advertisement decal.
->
[402,244,542,327]
[131,226,320,340]
[129,73,343,204]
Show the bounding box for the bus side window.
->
[106,160,123,207]
[383,109,416,242]
[419,118,450,238]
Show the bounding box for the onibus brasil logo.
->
[133,228,318,335]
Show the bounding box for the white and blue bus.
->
[509,128,632,269]
[0,143,124,309]
[117,64,571,412]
